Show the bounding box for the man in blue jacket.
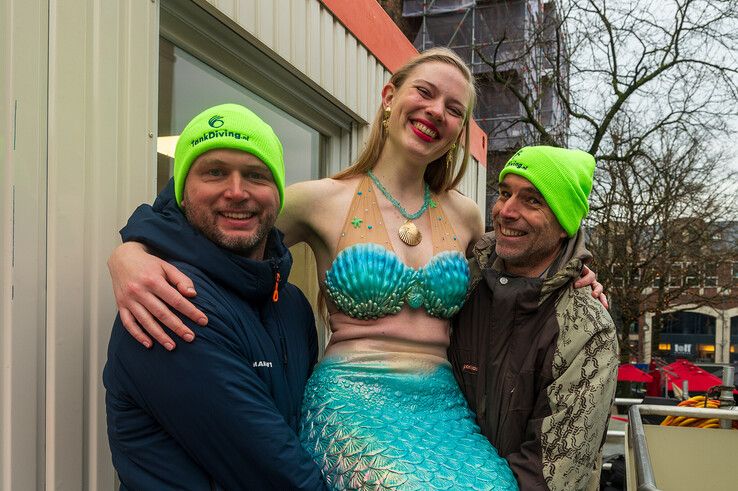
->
[104,103,327,490]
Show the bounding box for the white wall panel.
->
[332,23,347,103]
[477,163,488,216]
[46,0,88,482]
[89,4,158,489]
[2,0,157,488]
[344,35,358,117]
[306,0,321,82]
[274,0,290,60]
[44,0,158,489]
[256,0,275,49]
[365,56,377,124]
[374,62,389,126]
[454,155,487,214]
[1,1,48,489]
[214,0,235,19]
[208,0,389,128]
[356,45,368,121]
[319,7,334,92]
[235,0,256,33]
[289,0,307,74]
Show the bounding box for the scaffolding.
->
[403,0,569,152]
[404,0,530,75]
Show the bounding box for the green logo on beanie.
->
[505,161,528,171]
[189,130,250,148]
[208,115,224,128]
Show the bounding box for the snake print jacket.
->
[449,231,619,491]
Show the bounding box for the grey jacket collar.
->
[469,229,593,300]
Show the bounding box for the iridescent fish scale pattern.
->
[300,354,518,490]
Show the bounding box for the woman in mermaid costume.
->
[109,48,518,489]
[297,167,516,489]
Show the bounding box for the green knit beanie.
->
[498,146,595,237]
[173,103,285,211]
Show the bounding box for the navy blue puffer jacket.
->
[104,180,326,490]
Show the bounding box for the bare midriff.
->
[325,306,451,359]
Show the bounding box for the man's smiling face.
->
[181,148,279,260]
[492,174,568,277]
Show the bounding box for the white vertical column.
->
[0,0,49,490]
[716,309,730,364]
[728,308,738,363]
[46,0,89,485]
[477,163,487,220]
[45,0,158,489]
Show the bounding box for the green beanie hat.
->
[173,103,285,211]
[499,146,595,237]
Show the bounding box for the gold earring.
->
[445,143,457,171]
[382,106,391,132]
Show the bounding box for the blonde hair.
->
[333,48,477,193]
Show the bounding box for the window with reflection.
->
[157,38,320,190]
[661,312,716,335]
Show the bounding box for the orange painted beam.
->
[319,0,487,166]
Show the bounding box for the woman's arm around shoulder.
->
[278,177,357,253]
[109,242,208,350]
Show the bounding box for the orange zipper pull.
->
[272,272,280,302]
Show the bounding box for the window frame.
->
[703,263,718,288]
[668,262,683,288]
[159,0,357,177]
[684,262,699,288]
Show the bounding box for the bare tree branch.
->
[477,0,738,360]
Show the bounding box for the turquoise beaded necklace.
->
[367,170,431,246]
[367,170,431,220]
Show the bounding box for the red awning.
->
[662,359,728,392]
[617,364,653,383]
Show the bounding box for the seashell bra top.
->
[324,174,469,321]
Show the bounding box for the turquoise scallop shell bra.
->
[324,175,469,320]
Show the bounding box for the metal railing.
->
[606,398,642,442]
[627,404,738,491]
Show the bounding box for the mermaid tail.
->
[300,352,518,490]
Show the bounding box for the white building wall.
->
[3,0,159,489]
[44,2,159,489]
[1,1,487,489]
[1,1,49,489]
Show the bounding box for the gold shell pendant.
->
[398,220,422,246]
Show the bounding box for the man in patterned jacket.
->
[449,146,618,491]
